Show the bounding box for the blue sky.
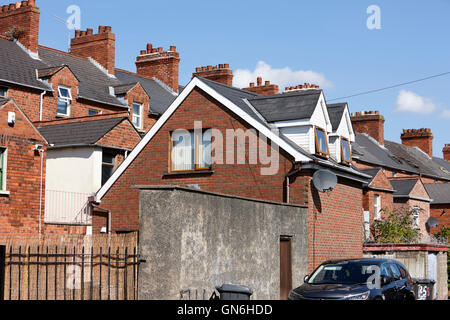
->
[35,0,450,157]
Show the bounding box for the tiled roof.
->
[390,179,418,197]
[327,103,347,131]
[248,89,322,123]
[115,69,178,115]
[0,38,51,91]
[37,117,128,147]
[424,183,450,204]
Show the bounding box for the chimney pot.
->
[219,64,224,69]
[140,50,146,55]
[21,1,27,7]
[28,0,35,6]
[195,67,201,72]
[224,63,229,68]
[105,26,112,33]
[265,81,270,86]
[86,28,93,35]
[75,30,81,38]
[98,25,105,33]
[249,83,255,88]
[157,47,163,53]
[8,4,15,10]
[146,43,152,53]
[257,77,262,86]
[169,45,176,52]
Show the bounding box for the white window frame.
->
[0,87,8,98]
[374,194,381,220]
[170,129,212,172]
[57,86,72,116]
[132,102,143,130]
[413,206,420,228]
[88,109,102,116]
[0,148,8,193]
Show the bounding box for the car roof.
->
[322,258,400,265]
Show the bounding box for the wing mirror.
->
[304,275,310,283]
[381,275,392,286]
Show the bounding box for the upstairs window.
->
[101,152,116,186]
[0,148,6,190]
[132,102,142,129]
[171,130,212,172]
[0,87,8,98]
[314,127,329,157]
[57,86,72,116]
[413,206,420,228]
[340,137,352,165]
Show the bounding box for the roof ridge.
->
[249,89,322,101]
[195,76,260,97]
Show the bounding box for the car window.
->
[396,264,407,279]
[389,264,402,280]
[380,264,392,278]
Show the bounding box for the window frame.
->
[374,194,381,220]
[0,86,8,98]
[340,137,352,165]
[101,151,117,186]
[412,206,420,228]
[0,148,7,191]
[88,108,102,116]
[169,129,212,173]
[132,102,143,130]
[57,85,72,116]
[314,126,330,157]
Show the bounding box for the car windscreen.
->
[308,262,379,285]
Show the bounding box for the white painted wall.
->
[46,146,102,194]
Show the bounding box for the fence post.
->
[0,245,5,301]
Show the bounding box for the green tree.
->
[371,207,420,244]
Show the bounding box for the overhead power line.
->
[328,71,450,102]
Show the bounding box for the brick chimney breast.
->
[0,0,40,53]
[443,144,450,161]
[70,26,116,75]
[192,64,233,86]
[401,128,434,157]
[136,43,180,93]
[350,110,385,145]
[243,77,279,95]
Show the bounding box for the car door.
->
[380,263,397,300]
[390,263,410,300]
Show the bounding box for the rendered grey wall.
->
[137,187,308,300]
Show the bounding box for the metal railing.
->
[4,245,140,300]
[44,190,93,225]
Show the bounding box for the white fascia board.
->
[320,92,332,133]
[96,77,311,201]
[273,119,311,128]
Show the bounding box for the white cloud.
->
[441,109,450,118]
[233,61,333,90]
[395,90,436,114]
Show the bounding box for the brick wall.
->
[122,83,157,133]
[401,129,433,158]
[350,111,385,145]
[430,204,450,234]
[192,64,233,87]
[243,77,279,95]
[97,86,365,270]
[0,1,40,53]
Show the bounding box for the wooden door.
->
[280,237,292,300]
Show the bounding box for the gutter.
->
[285,163,302,204]
[39,90,46,121]
[0,78,52,92]
[302,160,372,184]
[393,195,434,203]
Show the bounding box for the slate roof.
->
[389,179,418,197]
[115,69,177,115]
[327,103,347,131]
[433,157,450,174]
[424,183,450,204]
[0,38,51,91]
[247,89,322,123]
[384,140,450,181]
[37,117,129,147]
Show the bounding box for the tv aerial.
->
[312,169,337,193]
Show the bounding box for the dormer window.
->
[340,137,352,165]
[57,86,72,116]
[314,127,329,157]
[0,87,8,98]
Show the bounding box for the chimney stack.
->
[243,77,279,95]
[0,0,40,54]
[284,83,321,93]
[350,110,385,145]
[192,64,233,86]
[401,129,434,157]
[136,43,180,93]
[70,26,116,75]
[443,144,450,161]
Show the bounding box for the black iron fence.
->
[4,245,140,300]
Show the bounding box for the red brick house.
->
[94,76,371,271]
[350,111,450,237]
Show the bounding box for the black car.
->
[289,259,416,300]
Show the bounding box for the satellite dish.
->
[426,217,439,228]
[313,170,338,193]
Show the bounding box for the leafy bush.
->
[371,207,420,244]
[433,226,450,243]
